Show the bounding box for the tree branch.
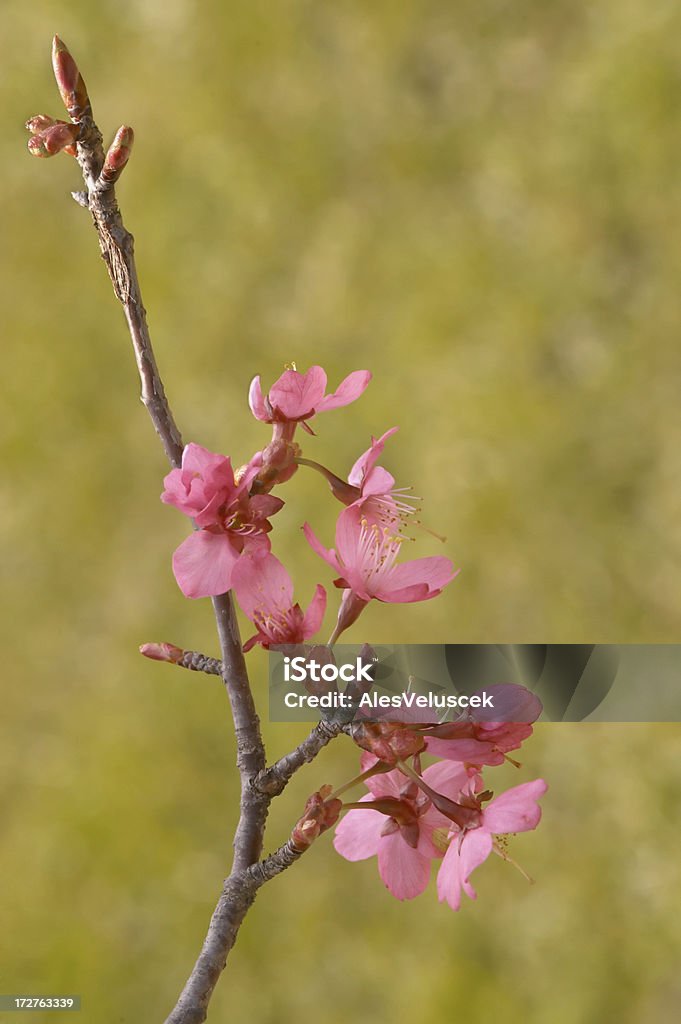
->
[33,38,345,1023]
[74,113,184,468]
[56,47,271,1020]
[164,840,306,1024]
[255,719,346,796]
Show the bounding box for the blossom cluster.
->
[161,364,456,647]
[159,362,546,911]
[334,687,547,911]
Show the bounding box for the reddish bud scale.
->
[26,121,80,158]
[52,36,90,121]
[99,127,134,188]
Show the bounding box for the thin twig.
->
[73,114,184,468]
[64,57,271,1021]
[35,38,345,1024]
[178,651,224,677]
[255,719,346,796]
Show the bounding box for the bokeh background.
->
[2,1,681,1021]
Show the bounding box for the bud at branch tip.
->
[52,35,91,122]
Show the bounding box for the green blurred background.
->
[2,1,681,1021]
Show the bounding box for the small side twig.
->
[255,719,346,796]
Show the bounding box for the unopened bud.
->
[52,35,91,121]
[140,642,184,664]
[27,121,80,158]
[25,114,56,134]
[291,785,343,851]
[350,721,425,765]
[98,126,134,189]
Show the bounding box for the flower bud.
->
[350,721,425,764]
[52,35,90,121]
[139,642,184,664]
[27,121,80,158]
[98,126,134,189]
[291,785,343,851]
[25,114,56,134]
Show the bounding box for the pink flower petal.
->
[348,427,398,488]
[377,831,432,899]
[458,828,494,900]
[172,530,240,599]
[333,800,385,861]
[363,766,407,799]
[248,494,285,518]
[422,759,475,798]
[332,506,363,565]
[181,442,229,478]
[482,779,548,835]
[437,829,493,909]
[375,581,432,604]
[425,736,504,765]
[416,805,453,859]
[301,584,327,638]
[436,840,463,910]
[472,684,543,724]
[302,522,340,574]
[376,557,457,602]
[231,551,294,620]
[362,465,396,497]
[248,376,269,421]
[316,370,372,412]
[270,366,327,420]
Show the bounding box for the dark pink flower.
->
[303,507,457,640]
[161,443,283,599]
[334,756,472,900]
[231,549,326,652]
[249,365,371,429]
[436,778,548,911]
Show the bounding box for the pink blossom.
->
[436,779,548,911]
[425,685,542,766]
[249,365,371,429]
[231,549,327,651]
[334,756,473,900]
[346,427,415,525]
[303,507,457,639]
[302,427,418,529]
[161,443,283,599]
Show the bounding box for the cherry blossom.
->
[249,364,371,430]
[231,549,326,651]
[334,756,473,900]
[436,779,548,910]
[297,427,419,531]
[303,507,457,640]
[425,685,542,766]
[161,443,283,599]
